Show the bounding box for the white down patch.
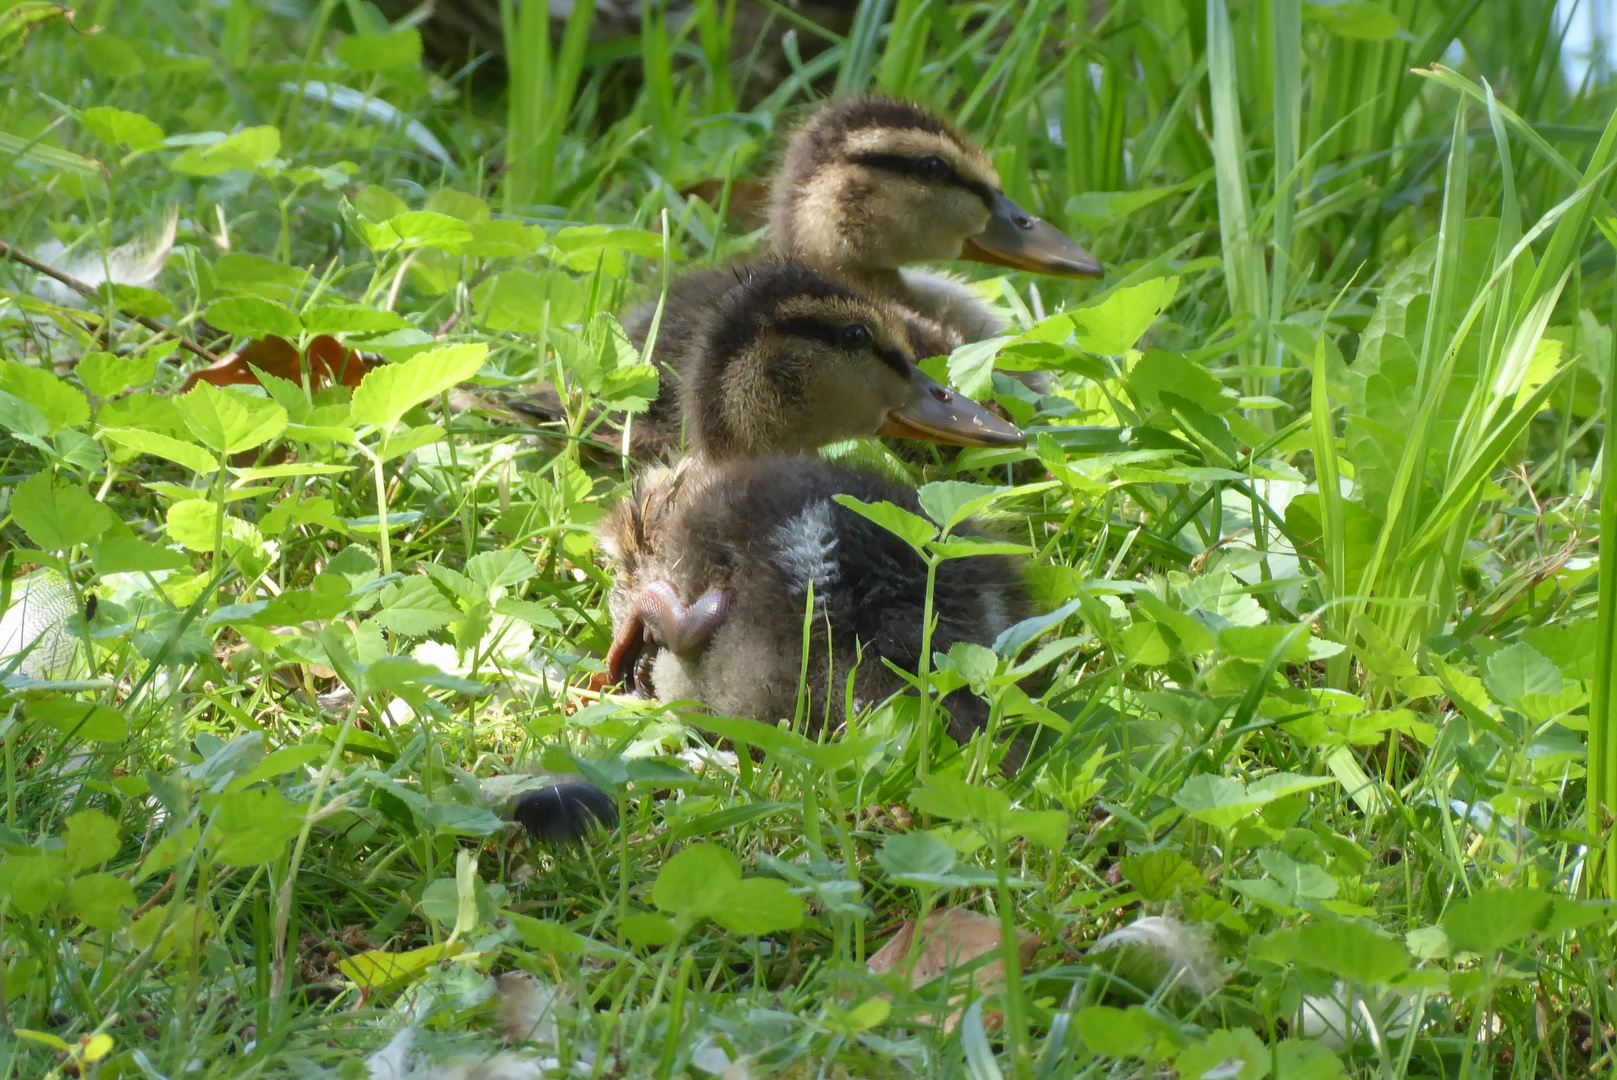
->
[771,499,840,608]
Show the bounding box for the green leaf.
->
[1119,851,1205,902]
[651,843,741,921]
[1483,643,1562,706]
[30,700,127,741]
[300,306,411,336]
[1174,1028,1268,1080]
[712,877,804,935]
[373,576,458,635]
[165,501,264,558]
[831,495,936,552]
[619,912,676,947]
[916,481,1008,532]
[1294,919,1411,985]
[1303,0,1400,39]
[174,382,289,454]
[99,427,219,474]
[875,831,956,879]
[334,29,423,70]
[1275,1038,1346,1080]
[0,361,90,431]
[473,269,585,332]
[171,125,281,175]
[1442,887,1554,954]
[465,549,535,592]
[507,913,586,954]
[214,253,310,301]
[0,854,68,916]
[79,106,164,151]
[1069,277,1179,355]
[65,872,136,930]
[10,472,114,551]
[1075,1005,1182,1060]
[207,787,305,865]
[205,297,302,341]
[1127,350,1232,414]
[64,808,120,871]
[351,342,488,434]
[551,224,667,274]
[387,211,472,253]
[77,350,157,398]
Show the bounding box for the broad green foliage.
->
[1,2,1614,1078]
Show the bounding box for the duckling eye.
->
[841,324,871,348]
[914,156,946,181]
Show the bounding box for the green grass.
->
[3,1,1617,1077]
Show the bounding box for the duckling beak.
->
[961,192,1104,279]
[879,367,1026,448]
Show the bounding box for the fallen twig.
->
[0,238,222,364]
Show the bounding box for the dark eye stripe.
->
[775,315,913,378]
[845,152,997,208]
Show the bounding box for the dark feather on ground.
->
[511,782,618,844]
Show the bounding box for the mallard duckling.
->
[598,261,1029,738]
[602,457,1028,744]
[513,97,1098,456]
[514,263,1021,842]
[765,97,1102,337]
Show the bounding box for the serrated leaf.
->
[207,787,305,865]
[1443,887,1554,954]
[79,106,164,151]
[465,550,536,592]
[64,808,120,871]
[30,699,127,741]
[205,297,302,340]
[1295,919,1411,986]
[1069,277,1179,356]
[351,342,487,434]
[65,872,136,930]
[831,495,936,552]
[0,361,89,432]
[174,381,288,454]
[99,427,218,474]
[10,472,114,551]
[373,577,458,635]
[916,481,1008,532]
[77,350,157,398]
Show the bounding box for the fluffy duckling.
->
[765,97,1102,338]
[601,457,1029,744]
[601,264,1029,739]
[514,262,1022,843]
[514,97,1098,457]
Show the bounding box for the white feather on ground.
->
[1087,915,1224,999]
[0,570,84,680]
[30,208,178,307]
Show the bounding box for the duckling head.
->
[770,98,1102,282]
[683,262,1023,461]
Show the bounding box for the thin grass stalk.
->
[1206,0,1270,427]
[692,0,736,114]
[834,0,893,97]
[1269,0,1301,394]
[876,0,927,97]
[1592,225,1617,898]
[1063,0,1094,199]
[499,0,551,213]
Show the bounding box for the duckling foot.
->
[606,581,731,691]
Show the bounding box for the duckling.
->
[512,97,1099,457]
[764,97,1103,337]
[601,457,1029,745]
[599,263,1029,741]
[514,262,1022,843]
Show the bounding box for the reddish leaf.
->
[181,335,375,393]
